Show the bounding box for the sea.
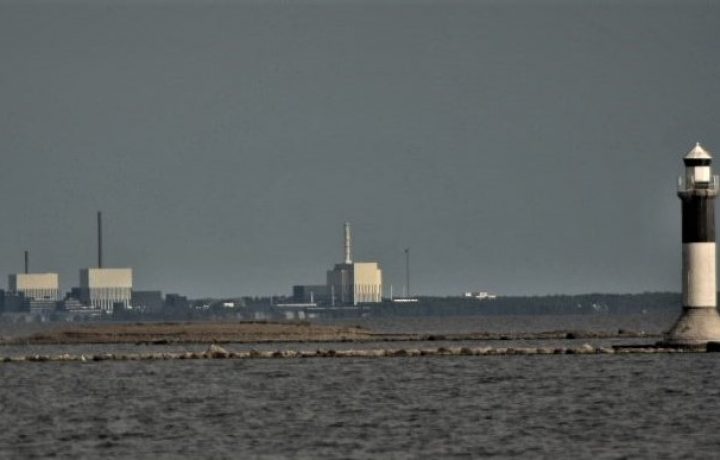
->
[2,312,719,459]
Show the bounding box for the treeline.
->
[368,292,681,316]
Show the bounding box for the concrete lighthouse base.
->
[663,307,720,347]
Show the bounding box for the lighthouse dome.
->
[685,142,712,160]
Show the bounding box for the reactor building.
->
[8,273,60,301]
[7,251,60,311]
[326,223,382,305]
[79,268,133,311]
[78,212,133,312]
[8,251,60,302]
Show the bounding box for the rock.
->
[207,344,229,359]
[28,354,50,362]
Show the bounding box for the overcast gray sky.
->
[1,0,718,297]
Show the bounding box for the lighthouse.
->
[665,143,720,346]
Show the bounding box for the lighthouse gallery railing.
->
[677,175,720,193]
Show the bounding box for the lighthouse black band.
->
[682,197,716,243]
[684,158,712,167]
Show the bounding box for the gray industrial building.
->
[292,285,329,304]
[131,291,164,313]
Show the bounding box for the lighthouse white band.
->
[682,242,717,308]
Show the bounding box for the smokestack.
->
[405,248,410,298]
[344,222,352,264]
[24,250,29,274]
[97,211,103,269]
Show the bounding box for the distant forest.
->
[370,292,681,316]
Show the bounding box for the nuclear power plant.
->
[78,212,133,311]
[665,143,720,346]
[7,251,61,312]
[326,223,383,305]
[291,223,383,307]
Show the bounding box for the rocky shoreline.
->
[0,342,713,364]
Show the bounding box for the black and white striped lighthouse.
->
[666,143,720,346]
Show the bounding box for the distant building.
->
[464,291,497,300]
[8,273,60,301]
[79,268,133,312]
[165,293,190,311]
[131,290,163,313]
[327,262,383,305]
[292,285,328,304]
[0,289,28,313]
[325,223,382,305]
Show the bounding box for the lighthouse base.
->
[663,307,720,347]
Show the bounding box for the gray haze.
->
[1,0,719,297]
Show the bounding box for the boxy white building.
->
[325,223,383,305]
[327,262,383,305]
[8,273,60,300]
[79,268,133,311]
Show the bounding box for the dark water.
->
[1,355,719,458]
[2,312,717,459]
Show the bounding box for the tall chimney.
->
[405,248,410,298]
[24,250,29,274]
[97,211,103,268]
[344,222,352,264]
